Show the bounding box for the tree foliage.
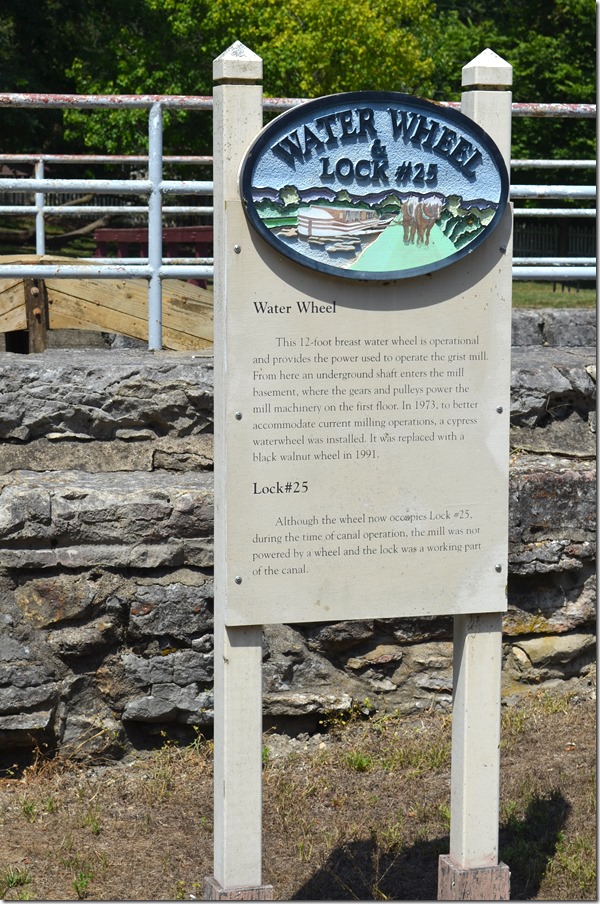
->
[62,0,439,153]
[0,0,595,160]
[429,0,596,161]
[0,0,149,151]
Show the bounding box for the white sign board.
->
[218,229,511,626]
[215,85,512,628]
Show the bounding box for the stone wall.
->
[0,309,595,758]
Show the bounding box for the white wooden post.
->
[208,622,267,898]
[205,43,273,901]
[439,613,510,898]
[439,50,512,901]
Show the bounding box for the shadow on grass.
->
[291,833,445,900]
[292,792,569,900]
[500,789,570,900]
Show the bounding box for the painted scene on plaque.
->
[240,92,509,281]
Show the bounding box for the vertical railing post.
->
[34,158,45,255]
[147,101,163,349]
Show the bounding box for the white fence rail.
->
[0,94,595,348]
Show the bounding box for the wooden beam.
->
[24,278,49,353]
[0,256,214,350]
[46,278,213,349]
[0,277,27,332]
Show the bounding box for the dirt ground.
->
[0,686,595,901]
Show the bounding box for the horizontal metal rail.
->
[510,185,595,200]
[0,178,213,194]
[0,263,213,279]
[1,153,596,170]
[1,261,593,282]
[0,93,594,117]
[0,95,595,348]
[91,256,213,264]
[0,153,213,165]
[0,93,215,109]
[1,182,594,201]
[513,257,596,265]
[513,267,595,281]
[0,206,213,216]
[511,159,596,169]
[513,207,595,217]
[261,99,597,117]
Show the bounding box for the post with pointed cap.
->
[438,49,512,902]
[205,42,274,902]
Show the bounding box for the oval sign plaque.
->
[240,91,509,281]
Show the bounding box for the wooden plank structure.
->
[0,255,214,351]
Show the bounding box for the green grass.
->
[0,696,594,900]
[512,281,596,308]
[0,866,33,898]
[548,832,597,896]
[72,868,94,900]
[345,750,374,772]
[19,798,38,823]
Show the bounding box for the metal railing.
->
[0,94,595,348]
[509,164,596,281]
[0,95,215,349]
